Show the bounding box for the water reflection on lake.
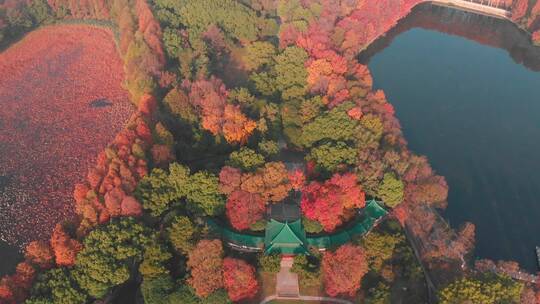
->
[361,3,540,271]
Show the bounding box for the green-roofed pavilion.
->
[264,219,309,255]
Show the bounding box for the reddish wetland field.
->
[0,24,133,245]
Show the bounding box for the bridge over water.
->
[426,0,512,19]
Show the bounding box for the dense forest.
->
[0,0,540,303]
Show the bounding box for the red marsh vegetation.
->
[0,24,134,245]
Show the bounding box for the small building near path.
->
[264,219,310,255]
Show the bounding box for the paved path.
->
[260,295,354,304]
[261,257,354,304]
[276,257,300,298]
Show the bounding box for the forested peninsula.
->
[0,0,539,303]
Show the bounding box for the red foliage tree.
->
[0,279,13,303]
[73,183,90,205]
[406,176,448,205]
[222,257,259,302]
[151,144,175,166]
[24,241,54,269]
[104,187,125,217]
[50,224,83,267]
[135,0,165,66]
[450,222,475,258]
[186,77,228,136]
[11,263,35,290]
[511,0,528,22]
[0,262,35,304]
[187,239,224,298]
[120,196,143,217]
[392,204,409,226]
[322,244,368,297]
[301,173,365,232]
[138,94,158,117]
[226,190,266,231]
[288,169,306,191]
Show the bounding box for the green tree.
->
[73,218,151,298]
[244,41,276,71]
[357,114,384,149]
[168,163,191,197]
[185,171,225,216]
[141,275,175,304]
[136,163,191,217]
[166,285,199,304]
[204,289,232,304]
[365,283,391,304]
[258,140,280,157]
[291,255,321,288]
[300,96,324,123]
[258,254,281,273]
[26,268,87,304]
[228,87,256,106]
[228,147,265,171]
[153,0,261,42]
[163,88,198,123]
[167,216,196,255]
[307,141,357,173]
[139,239,173,278]
[162,27,183,58]
[136,168,178,217]
[277,0,321,25]
[377,173,404,208]
[249,219,267,232]
[250,71,277,96]
[28,0,53,25]
[438,274,523,304]
[124,38,157,100]
[361,232,403,272]
[281,99,303,146]
[300,103,358,148]
[274,46,308,100]
[303,217,323,234]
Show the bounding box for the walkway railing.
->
[427,0,512,19]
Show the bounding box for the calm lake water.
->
[0,241,21,275]
[361,4,540,271]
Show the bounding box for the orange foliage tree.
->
[240,162,292,202]
[50,224,83,267]
[220,162,292,204]
[187,239,224,298]
[24,241,54,269]
[184,77,257,144]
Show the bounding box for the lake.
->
[361,3,540,271]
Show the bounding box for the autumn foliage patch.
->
[0,25,133,245]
